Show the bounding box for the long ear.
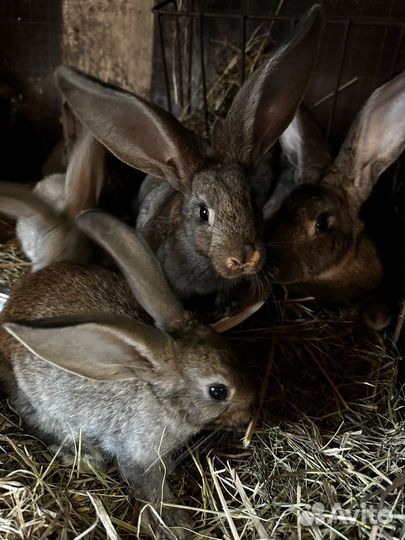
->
[56,66,205,193]
[76,210,186,332]
[0,182,64,226]
[4,314,170,382]
[279,104,331,183]
[64,131,106,219]
[335,71,405,206]
[216,4,325,165]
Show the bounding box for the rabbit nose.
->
[226,246,262,271]
[226,256,243,271]
[244,246,262,269]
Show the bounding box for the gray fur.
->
[0,211,255,539]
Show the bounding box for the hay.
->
[1,293,404,539]
[179,19,277,135]
[0,245,30,289]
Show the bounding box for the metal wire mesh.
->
[152,0,405,146]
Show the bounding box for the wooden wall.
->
[62,0,154,97]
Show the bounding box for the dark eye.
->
[199,205,209,223]
[315,212,332,233]
[208,383,229,401]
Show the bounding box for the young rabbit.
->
[0,209,255,539]
[54,5,325,301]
[264,72,405,328]
[13,131,105,270]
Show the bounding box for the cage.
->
[0,1,404,539]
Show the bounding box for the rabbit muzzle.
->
[218,400,255,428]
[216,241,265,280]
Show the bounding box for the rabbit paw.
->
[48,442,106,471]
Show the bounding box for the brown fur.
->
[265,73,405,319]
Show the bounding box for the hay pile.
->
[1,291,404,539]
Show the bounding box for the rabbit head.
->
[54,5,325,297]
[265,72,405,294]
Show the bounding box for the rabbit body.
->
[0,211,254,539]
[1,264,205,479]
[265,72,405,322]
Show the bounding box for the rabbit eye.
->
[315,212,332,234]
[199,205,209,223]
[208,383,229,401]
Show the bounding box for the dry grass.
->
[1,291,404,539]
[0,238,30,289]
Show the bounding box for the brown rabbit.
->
[0,209,255,539]
[54,6,325,301]
[264,72,405,328]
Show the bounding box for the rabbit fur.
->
[0,209,255,539]
[263,72,405,328]
[13,131,105,270]
[54,6,325,301]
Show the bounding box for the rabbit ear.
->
[56,66,205,194]
[216,5,325,165]
[279,104,331,183]
[64,132,106,219]
[335,71,405,206]
[0,182,64,225]
[4,314,171,382]
[76,210,186,332]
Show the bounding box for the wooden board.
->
[62,0,154,98]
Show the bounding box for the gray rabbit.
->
[0,205,255,539]
[264,72,405,329]
[55,5,325,301]
[15,131,105,270]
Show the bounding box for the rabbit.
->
[54,5,325,302]
[0,208,256,540]
[13,131,105,270]
[263,71,405,329]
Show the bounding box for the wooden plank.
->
[62,0,154,98]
